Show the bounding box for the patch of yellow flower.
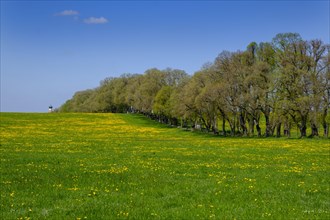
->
[92,166,129,174]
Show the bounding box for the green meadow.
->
[0,113,329,219]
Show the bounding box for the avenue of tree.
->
[60,33,330,138]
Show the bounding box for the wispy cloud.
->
[55,10,108,25]
[84,17,108,24]
[55,10,79,16]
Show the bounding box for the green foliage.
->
[1,113,329,219]
[59,33,330,137]
[153,86,172,117]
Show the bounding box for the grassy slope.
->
[0,113,329,219]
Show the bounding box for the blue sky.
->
[1,0,329,112]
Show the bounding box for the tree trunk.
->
[228,119,235,136]
[226,115,236,136]
[276,123,281,137]
[299,125,307,138]
[322,108,328,137]
[199,115,210,131]
[222,116,226,136]
[255,119,261,137]
[310,123,319,137]
[265,113,271,137]
[268,123,276,136]
[324,123,329,138]
[284,121,291,138]
[248,116,254,136]
[218,108,227,136]
[212,115,219,135]
[299,115,308,138]
[239,112,248,136]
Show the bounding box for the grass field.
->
[0,113,329,219]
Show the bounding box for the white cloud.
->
[55,10,79,16]
[84,17,108,24]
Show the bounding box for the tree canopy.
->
[60,33,330,138]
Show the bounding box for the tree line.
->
[60,33,330,138]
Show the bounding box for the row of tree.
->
[60,33,330,138]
